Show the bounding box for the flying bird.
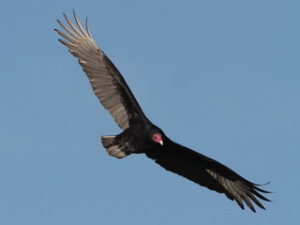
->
[55,12,270,212]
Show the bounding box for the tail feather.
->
[101,135,128,159]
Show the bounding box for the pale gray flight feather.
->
[55,12,148,130]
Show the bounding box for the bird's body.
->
[55,12,270,212]
[102,122,156,158]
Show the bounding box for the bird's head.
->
[149,127,165,146]
[151,133,163,146]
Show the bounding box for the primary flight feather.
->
[55,12,270,212]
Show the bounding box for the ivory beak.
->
[159,140,164,146]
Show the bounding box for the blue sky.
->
[0,0,299,224]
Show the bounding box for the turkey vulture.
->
[55,12,270,212]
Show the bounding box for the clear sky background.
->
[0,0,299,224]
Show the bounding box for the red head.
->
[151,133,163,146]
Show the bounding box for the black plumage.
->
[55,12,270,212]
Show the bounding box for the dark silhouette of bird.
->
[55,12,270,212]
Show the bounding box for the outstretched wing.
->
[146,141,270,212]
[55,12,149,130]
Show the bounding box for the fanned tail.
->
[101,135,129,159]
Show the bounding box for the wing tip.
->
[248,181,271,212]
